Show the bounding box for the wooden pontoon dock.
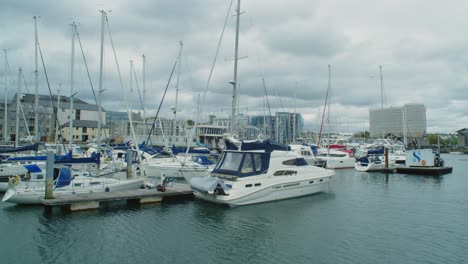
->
[40,183,194,211]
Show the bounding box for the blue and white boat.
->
[2,153,145,204]
[189,139,335,206]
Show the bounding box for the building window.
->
[76,110,81,120]
[82,127,87,133]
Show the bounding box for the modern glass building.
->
[369,104,426,139]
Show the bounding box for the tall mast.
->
[3,49,8,142]
[174,41,183,141]
[380,65,384,109]
[55,87,61,144]
[34,16,39,141]
[230,0,241,135]
[142,54,147,137]
[69,22,76,150]
[327,64,331,156]
[15,68,22,147]
[317,64,330,147]
[293,91,296,143]
[97,10,106,156]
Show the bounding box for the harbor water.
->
[0,154,467,264]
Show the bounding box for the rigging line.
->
[144,58,178,147]
[74,25,98,105]
[22,74,30,94]
[131,64,150,135]
[106,15,142,161]
[261,78,273,139]
[183,0,233,162]
[37,38,65,148]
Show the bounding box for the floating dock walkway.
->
[40,183,194,211]
[395,166,453,176]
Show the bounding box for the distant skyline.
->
[1,0,467,134]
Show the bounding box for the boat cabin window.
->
[241,154,254,173]
[213,151,270,177]
[218,152,244,171]
[273,170,297,176]
[282,158,308,166]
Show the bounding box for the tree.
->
[353,131,369,138]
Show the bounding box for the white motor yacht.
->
[189,139,335,206]
[289,144,317,165]
[315,149,355,169]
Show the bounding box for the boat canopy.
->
[190,176,229,194]
[193,155,214,166]
[23,164,42,173]
[171,146,211,155]
[212,151,270,178]
[7,151,100,165]
[367,146,385,155]
[225,139,290,152]
[54,167,73,189]
[0,143,39,154]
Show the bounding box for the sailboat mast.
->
[97,10,106,156]
[142,54,147,137]
[69,22,76,150]
[34,16,39,141]
[380,65,384,109]
[230,0,241,135]
[55,87,60,144]
[15,68,22,147]
[174,41,183,141]
[327,65,331,156]
[317,65,330,147]
[293,91,297,143]
[3,49,8,142]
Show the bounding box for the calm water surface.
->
[1,154,467,264]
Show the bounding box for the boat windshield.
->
[213,151,270,178]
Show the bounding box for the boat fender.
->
[214,184,226,195]
[156,185,166,192]
[8,175,20,188]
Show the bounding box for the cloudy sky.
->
[1,0,467,134]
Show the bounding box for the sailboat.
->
[189,0,335,206]
[2,154,143,204]
[140,41,215,183]
[314,65,355,169]
[2,12,145,204]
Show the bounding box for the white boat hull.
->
[142,163,212,181]
[325,158,355,169]
[2,177,144,205]
[354,161,385,172]
[193,174,333,206]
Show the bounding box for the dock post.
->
[384,147,388,168]
[127,149,133,179]
[45,151,54,199]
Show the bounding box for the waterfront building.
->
[5,93,105,143]
[369,103,426,140]
[275,112,304,144]
[455,128,468,147]
[60,120,109,143]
